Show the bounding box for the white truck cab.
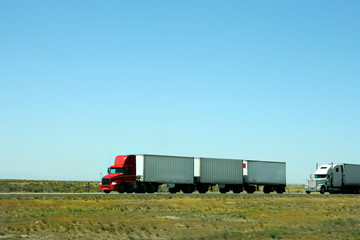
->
[305,164,344,194]
[305,163,360,194]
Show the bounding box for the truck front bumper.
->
[305,186,319,192]
[99,184,117,191]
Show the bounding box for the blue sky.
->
[1,1,359,183]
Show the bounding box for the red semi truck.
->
[99,155,161,193]
[99,154,195,193]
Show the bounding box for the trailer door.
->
[332,165,342,187]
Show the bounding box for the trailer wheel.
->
[320,186,326,194]
[104,190,111,194]
[232,185,242,194]
[182,185,194,194]
[197,186,208,194]
[351,188,359,194]
[219,188,228,194]
[275,187,285,194]
[147,184,156,193]
[137,184,147,193]
[245,186,255,194]
[198,189,208,194]
[263,186,271,194]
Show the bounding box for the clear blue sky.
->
[1,1,359,184]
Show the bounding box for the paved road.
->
[1,192,357,198]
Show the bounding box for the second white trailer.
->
[243,160,286,194]
[196,157,244,193]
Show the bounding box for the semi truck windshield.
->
[315,174,327,178]
[109,168,124,174]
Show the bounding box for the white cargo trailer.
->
[305,163,360,194]
[197,158,244,193]
[243,160,286,194]
[136,154,194,183]
[343,164,360,186]
[137,154,196,193]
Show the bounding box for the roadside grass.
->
[0,179,100,193]
[1,195,359,239]
[0,179,305,193]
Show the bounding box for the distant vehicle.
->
[99,154,286,194]
[305,163,360,194]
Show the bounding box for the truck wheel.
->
[263,186,271,194]
[306,191,311,194]
[198,189,208,194]
[169,188,177,194]
[182,185,194,194]
[245,186,255,194]
[320,186,326,194]
[275,187,285,194]
[197,186,208,194]
[137,184,147,193]
[219,188,228,194]
[197,184,208,194]
[104,190,111,194]
[147,184,156,193]
[118,184,125,193]
[125,184,134,193]
[232,185,242,194]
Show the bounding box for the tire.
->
[245,186,255,194]
[276,187,285,194]
[232,185,242,194]
[118,184,125,193]
[320,186,326,194]
[197,185,208,194]
[147,184,156,193]
[182,185,194,194]
[263,186,271,194]
[198,187,208,194]
[104,190,111,194]
[137,184,147,193]
[125,184,134,193]
[306,191,311,194]
[219,188,228,194]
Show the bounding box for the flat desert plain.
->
[1,194,360,239]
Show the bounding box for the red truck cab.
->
[99,155,136,193]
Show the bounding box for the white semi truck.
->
[305,163,360,194]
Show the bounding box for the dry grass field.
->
[0,180,306,194]
[1,194,359,240]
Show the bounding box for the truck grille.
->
[308,179,316,188]
[102,178,111,185]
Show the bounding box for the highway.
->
[1,192,357,198]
